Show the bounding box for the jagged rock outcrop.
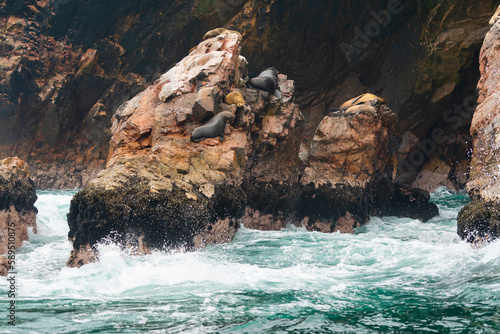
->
[458,6,500,243]
[66,31,304,266]
[67,30,440,266]
[0,157,37,276]
[298,97,438,233]
[0,1,497,189]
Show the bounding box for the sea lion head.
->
[218,111,235,121]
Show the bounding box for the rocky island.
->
[67,31,438,267]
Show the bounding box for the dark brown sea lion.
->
[190,111,234,142]
[247,67,281,98]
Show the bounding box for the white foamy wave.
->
[35,190,77,236]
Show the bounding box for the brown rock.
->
[298,98,438,232]
[302,104,398,187]
[0,157,37,276]
[66,31,307,266]
[459,6,500,243]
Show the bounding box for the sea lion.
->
[203,28,228,40]
[259,67,278,80]
[340,93,385,109]
[344,104,377,116]
[247,67,281,98]
[224,91,246,108]
[190,111,234,143]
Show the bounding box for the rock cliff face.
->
[0,1,497,189]
[67,32,438,267]
[0,157,37,276]
[458,6,500,243]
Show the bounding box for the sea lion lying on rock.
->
[224,91,246,108]
[343,104,377,116]
[328,93,386,115]
[190,111,234,143]
[340,93,385,109]
[204,28,228,40]
[247,67,281,98]
[203,28,241,40]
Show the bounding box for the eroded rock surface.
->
[458,6,500,243]
[299,99,438,233]
[0,157,37,275]
[0,1,497,190]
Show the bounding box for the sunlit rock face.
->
[0,1,497,189]
[458,6,500,243]
[0,157,37,276]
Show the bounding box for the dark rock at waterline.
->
[67,181,244,258]
[457,200,500,243]
[0,157,38,276]
[298,177,439,233]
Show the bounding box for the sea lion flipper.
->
[273,89,282,99]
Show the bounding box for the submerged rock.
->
[0,157,37,276]
[458,6,500,243]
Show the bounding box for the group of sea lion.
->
[190,28,386,143]
[329,93,386,116]
[190,28,282,143]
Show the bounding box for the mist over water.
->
[1,188,499,333]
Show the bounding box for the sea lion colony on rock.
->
[191,29,283,143]
[195,29,383,143]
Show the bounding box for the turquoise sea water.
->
[1,187,499,333]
